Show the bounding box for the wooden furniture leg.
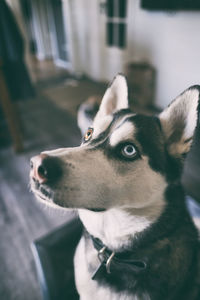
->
[0,60,23,152]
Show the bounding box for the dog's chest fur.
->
[78,208,153,249]
[74,209,153,299]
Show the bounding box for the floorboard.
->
[0,93,81,300]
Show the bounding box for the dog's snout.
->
[30,154,62,184]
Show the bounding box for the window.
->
[106,0,127,49]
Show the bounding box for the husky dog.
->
[30,75,200,300]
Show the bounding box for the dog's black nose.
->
[30,154,62,184]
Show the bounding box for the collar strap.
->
[90,234,147,277]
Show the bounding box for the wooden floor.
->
[0,78,200,300]
[0,93,81,300]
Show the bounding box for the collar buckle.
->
[97,246,106,262]
[97,246,115,274]
[106,251,115,274]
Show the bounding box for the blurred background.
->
[0,0,200,299]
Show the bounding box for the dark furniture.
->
[32,217,82,300]
[0,59,23,152]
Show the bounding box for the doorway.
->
[48,0,70,68]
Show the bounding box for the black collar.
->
[89,234,147,280]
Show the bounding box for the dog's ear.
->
[95,74,129,120]
[159,86,200,156]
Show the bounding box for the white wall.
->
[129,0,200,108]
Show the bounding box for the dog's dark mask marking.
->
[129,115,166,173]
[132,114,186,183]
[87,109,132,146]
[87,113,183,183]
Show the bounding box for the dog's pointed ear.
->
[95,74,129,120]
[159,86,200,157]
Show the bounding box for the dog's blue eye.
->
[122,144,137,158]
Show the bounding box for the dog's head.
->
[30,75,200,214]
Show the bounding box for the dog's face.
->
[30,75,200,214]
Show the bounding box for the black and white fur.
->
[77,96,101,136]
[30,75,200,299]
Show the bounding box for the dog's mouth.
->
[30,179,106,212]
[87,207,106,212]
[31,179,54,203]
